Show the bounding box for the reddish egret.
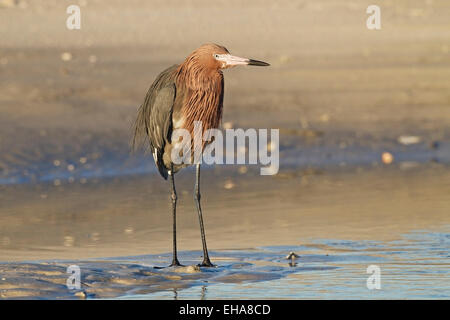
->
[133,44,269,267]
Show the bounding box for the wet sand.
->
[1,0,450,299]
[1,164,449,261]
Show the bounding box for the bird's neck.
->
[176,63,222,91]
[175,64,224,141]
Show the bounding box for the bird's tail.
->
[131,103,148,153]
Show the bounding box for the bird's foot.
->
[169,259,183,267]
[198,259,215,268]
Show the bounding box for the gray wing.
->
[148,85,175,179]
[132,65,177,180]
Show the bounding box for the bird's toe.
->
[169,259,184,267]
[198,260,216,268]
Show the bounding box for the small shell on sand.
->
[397,135,421,145]
[61,52,72,62]
[381,152,394,164]
[224,180,235,189]
[286,252,300,260]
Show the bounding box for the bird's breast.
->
[172,115,185,130]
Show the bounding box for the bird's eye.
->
[214,54,219,59]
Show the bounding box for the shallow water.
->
[0,132,448,186]
[1,163,449,260]
[0,229,448,299]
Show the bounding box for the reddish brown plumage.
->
[175,44,228,146]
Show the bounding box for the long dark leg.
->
[169,165,182,267]
[194,164,214,267]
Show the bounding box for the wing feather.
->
[132,65,177,179]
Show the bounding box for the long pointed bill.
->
[220,54,270,67]
[247,59,270,66]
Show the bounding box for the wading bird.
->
[133,44,269,267]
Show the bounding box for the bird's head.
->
[186,43,270,72]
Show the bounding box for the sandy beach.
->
[0,0,449,299]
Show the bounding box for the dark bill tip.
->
[248,59,270,66]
